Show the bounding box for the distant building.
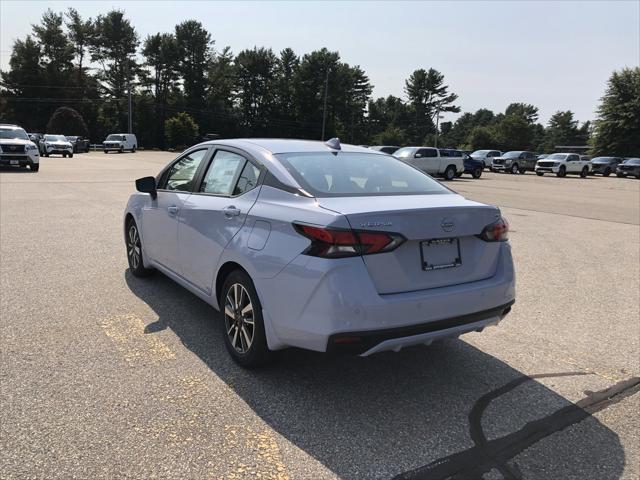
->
[555,145,590,153]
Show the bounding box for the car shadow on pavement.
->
[125,270,628,480]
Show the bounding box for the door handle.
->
[223,205,241,218]
[167,205,179,215]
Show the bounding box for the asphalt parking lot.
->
[1,151,639,479]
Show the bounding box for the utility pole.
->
[321,67,330,140]
[127,57,133,134]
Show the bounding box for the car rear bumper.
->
[256,242,516,353]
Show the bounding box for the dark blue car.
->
[461,154,484,178]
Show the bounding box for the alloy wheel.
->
[127,224,142,270]
[224,283,255,354]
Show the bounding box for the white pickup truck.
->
[535,153,591,178]
[394,146,465,180]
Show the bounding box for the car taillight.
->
[293,223,405,258]
[478,217,509,242]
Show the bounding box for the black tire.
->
[580,167,588,178]
[221,270,271,368]
[510,163,519,174]
[616,173,624,178]
[557,166,566,177]
[126,219,154,277]
[443,165,456,181]
[636,174,640,180]
[132,145,137,153]
[30,164,39,172]
[603,168,611,177]
[119,147,124,153]
[62,152,67,158]
[44,152,49,157]
[472,167,482,179]
[104,150,108,154]
[536,171,544,176]
[519,168,526,174]
[69,153,73,159]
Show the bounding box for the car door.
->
[141,148,210,273]
[177,148,263,294]
[567,154,580,172]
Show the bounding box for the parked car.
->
[616,158,640,179]
[0,124,40,172]
[67,136,91,153]
[394,146,465,180]
[369,145,401,155]
[103,133,137,153]
[42,134,74,157]
[589,156,623,176]
[491,151,537,174]
[28,132,46,154]
[124,139,515,366]
[470,150,502,168]
[535,153,590,178]
[460,154,484,179]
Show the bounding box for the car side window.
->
[162,149,208,192]
[439,149,450,157]
[200,150,246,196]
[416,148,437,158]
[233,161,261,196]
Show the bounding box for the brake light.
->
[293,223,405,258]
[478,217,509,242]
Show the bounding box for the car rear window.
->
[275,152,451,197]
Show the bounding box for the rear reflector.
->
[293,223,405,258]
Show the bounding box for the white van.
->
[103,133,137,153]
[394,146,465,180]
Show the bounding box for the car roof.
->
[0,124,22,129]
[199,138,383,155]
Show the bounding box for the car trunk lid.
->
[318,194,502,294]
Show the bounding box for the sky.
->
[1,0,639,125]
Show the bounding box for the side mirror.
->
[136,176,157,199]
[414,153,423,158]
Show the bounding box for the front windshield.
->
[393,147,418,158]
[0,128,29,141]
[471,150,490,157]
[44,135,67,142]
[276,152,451,197]
[106,134,124,141]
[623,159,640,165]
[66,136,78,141]
[546,153,568,160]
[502,151,522,159]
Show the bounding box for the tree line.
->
[1,8,638,155]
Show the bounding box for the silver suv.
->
[0,124,40,172]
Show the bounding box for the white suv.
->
[0,124,40,172]
[394,146,465,180]
[103,133,137,153]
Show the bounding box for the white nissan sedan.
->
[124,139,515,367]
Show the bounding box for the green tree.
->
[165,112,199,148]
[505,102,539,124]
[492,115,535,151]
[404,68,459,143]
[46,106,89,136]
[175,20,212,110]
[276,48,299,121]
[373,125,408,145]
[65,8,94,90]
[234,47,279,134]
[90,10,139,131]
[142,33,179,146]
[467,126,497,150]
[541,110,589,152]
[591,67,640,156]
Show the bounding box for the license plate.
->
[421,238,461,271]
[10,160,19,165]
